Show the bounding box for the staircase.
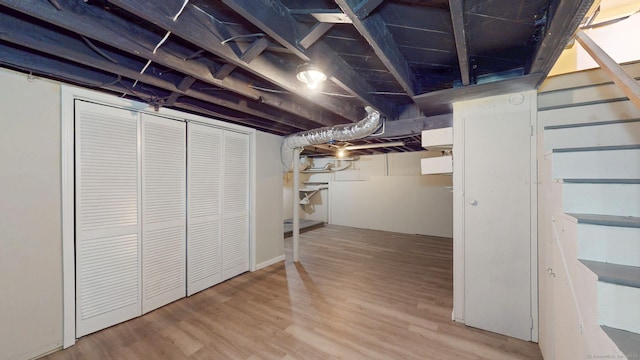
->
[545,119,640,358]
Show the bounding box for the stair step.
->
[563,183,640,217]
[543,119,640,152]
[554,145,640,153]
[569,214,640,228]
[552,148,640,179]
[563,179,640,184]
[578,224,640,267]
[580,260,640,288]
[602,326,640,358]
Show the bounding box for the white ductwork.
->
[281,106,381,171]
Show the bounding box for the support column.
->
[292,147,300,262]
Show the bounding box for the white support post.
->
[576,30,640,109]
[292,147,300,262]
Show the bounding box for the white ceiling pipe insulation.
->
[281,106,381,171]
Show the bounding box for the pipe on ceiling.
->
[281,106,381,171]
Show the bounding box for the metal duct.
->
[281,106,381,171]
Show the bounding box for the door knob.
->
[468,200,478,206]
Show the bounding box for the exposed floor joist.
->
[0,0,347,128]
[222,0,396,118]
[335,0,416,96]
[109,0,365,123]
[449,0,470,86]
[0,12,315,131]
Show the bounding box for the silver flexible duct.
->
[281,106,381,171]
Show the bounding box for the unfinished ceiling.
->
[0,0,593,154]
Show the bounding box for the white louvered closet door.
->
[186,123,223,295]
[141,114,186,313]
[75,101,141,337]
[221,131,250,280]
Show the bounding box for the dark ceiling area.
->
[0,0,592,155]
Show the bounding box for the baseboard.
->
[255,254,285,271]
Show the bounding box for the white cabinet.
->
[186,124,250,294]
[186,123,223,295]
[221,131,250,281]
[75,101,250,336]
[141,114,186,313]
[75,101,141,337]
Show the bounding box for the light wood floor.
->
[44,225,542,359]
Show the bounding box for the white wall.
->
[283,172,294,221]
[255,132,285,268]
[284,151,453,238]
[0,67,285,359]
[0,69,63,360]
[549,12,640,76]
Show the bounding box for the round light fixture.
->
[296,63,327,90]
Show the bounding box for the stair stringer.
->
[539,152,626,359]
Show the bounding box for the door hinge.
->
[531,125,534,137]
[531,317,535,330]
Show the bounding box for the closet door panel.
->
[75,100,140,337]
[222,131,250,281]
[141,114,186,313]
[186,123,223,295]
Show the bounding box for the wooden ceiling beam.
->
[214,37,270,80]
[0,0,260,98]
[448,0,471,86]
[299,23,334,49]
[222,0,396,118]
[0,0,340,127]
[107,0,361,124]
[0,12,314,130]
[529,0,596,76]
[335,0,416,97]
[352,0,384,19]
[176,76,197,92]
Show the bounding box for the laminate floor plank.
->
[43,225,542,360]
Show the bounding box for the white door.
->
[75,101,141,337]
[463,112,532,341]
[141,114,186,313]
[186,123,223,295]
[221,131,250,280]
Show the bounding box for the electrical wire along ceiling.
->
[0,0,594,154]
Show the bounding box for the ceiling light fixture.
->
[296,63,327,90]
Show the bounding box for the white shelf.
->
[299,185,328,205]
[421,155,453,175]
[422,127,453,149]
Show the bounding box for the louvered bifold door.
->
[221,131,250,281]
[141,114,186,313]
[75,101,141,337]
[186,123,223,295]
